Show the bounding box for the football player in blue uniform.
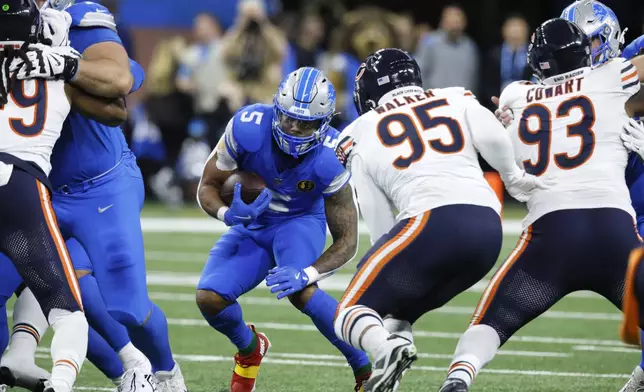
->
[2,1,187,391]
[196,67,371,391]
[560,2,644,392]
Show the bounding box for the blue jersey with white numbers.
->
[225,104,349,226]
[50,2,140,188]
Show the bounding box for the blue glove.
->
[623,34,644,60]
[223,183,272,226]
[266,266,310,299]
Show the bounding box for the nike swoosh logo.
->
[52,57,61,67]
[98,204,114,213]
[234,215,251,220]
[295,273,301,280]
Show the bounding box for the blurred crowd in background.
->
[108,0,644,206]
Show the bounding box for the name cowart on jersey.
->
[342,87,500,223]
[224,104,349,226]
[499,58,640,228]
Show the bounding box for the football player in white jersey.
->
[331,48,545,392]
[438,18,644,392]
[0,1,129,391]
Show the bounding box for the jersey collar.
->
[541,67,591,85]
[378,86,426,106]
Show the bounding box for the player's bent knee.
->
[75,270,91,279]
[196,289,232,317]
[288,284,317,311]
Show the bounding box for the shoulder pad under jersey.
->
[231,104,273,153]
[314,128,346,183]
[68,2,117,31]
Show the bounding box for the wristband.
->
[216,206,229,222]
[303,266,321,285]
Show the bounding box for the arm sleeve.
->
[214,119,239,171]
[351,155,396,245]
[466,101,522,181]
[619,59,642,97]
[69,27,123,54]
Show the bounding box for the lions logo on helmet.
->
[561,0,626,65]
[272,67,336,158]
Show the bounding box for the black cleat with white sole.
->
[365,335,418,392]
[437,379,469,392]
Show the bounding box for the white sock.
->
[118,342,151,372]
[446,324,501,386]
[48,309,88,392]
[334,305,390,356]
[383,316,413,343]
[4,288,49,361]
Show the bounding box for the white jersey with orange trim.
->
[0,79,70,175]
[339,86,503,244]
[499,58,640,229]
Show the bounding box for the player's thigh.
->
[584,208,642,309]
[65,237,93,273]
[0,252,22,306]
[0,170,82,314]
[394,205,502,323]
[470,213,583,345]
[272,215,327,269]
[198,228,273,302]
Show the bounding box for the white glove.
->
[10,44,81,81]
[622,118,644,160]
[503,169,550,203]
[495,105,515,128]
[40,8,72,47]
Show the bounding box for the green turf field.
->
[21,205,640,391]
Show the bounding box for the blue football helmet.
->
[561,0,626,65]
[273,67,336,157]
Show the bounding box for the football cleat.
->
[0,384,6,392]
[154,362,187,392]
[0,361,49,391]
[354,370,372,392]
[437,379,469,392]
[365,335,417,392]
[619,365,644,392]
[118,370,157,392]
[231,325,271,392]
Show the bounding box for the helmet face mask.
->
[272,67,335,158]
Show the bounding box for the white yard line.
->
[155,317,628,347]
[147,292,620,321]
[573,345,641,354]
[145,272,606,300]
[141,217,525,235]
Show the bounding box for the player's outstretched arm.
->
[311,183,359,276]
[627,88,644,118]
[64,84,127,127]
[631,55,644,83]
[70,42,134,99]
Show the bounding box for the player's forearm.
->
[65,84,127,127]
[308,185,359,279]
[197,183,228,220]
[632,55,644,83]
[70,58,134,98]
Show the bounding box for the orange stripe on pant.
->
[621,246,644,346]
[36,181,83,312]
[338,211,431,312]
[471,226,533,325]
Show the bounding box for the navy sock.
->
[0,304,8,353]
[128,303,175,373]
[301,288,370,372]
[86,326,124,380]
[200,301,253,351]
[79,275,130,352]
